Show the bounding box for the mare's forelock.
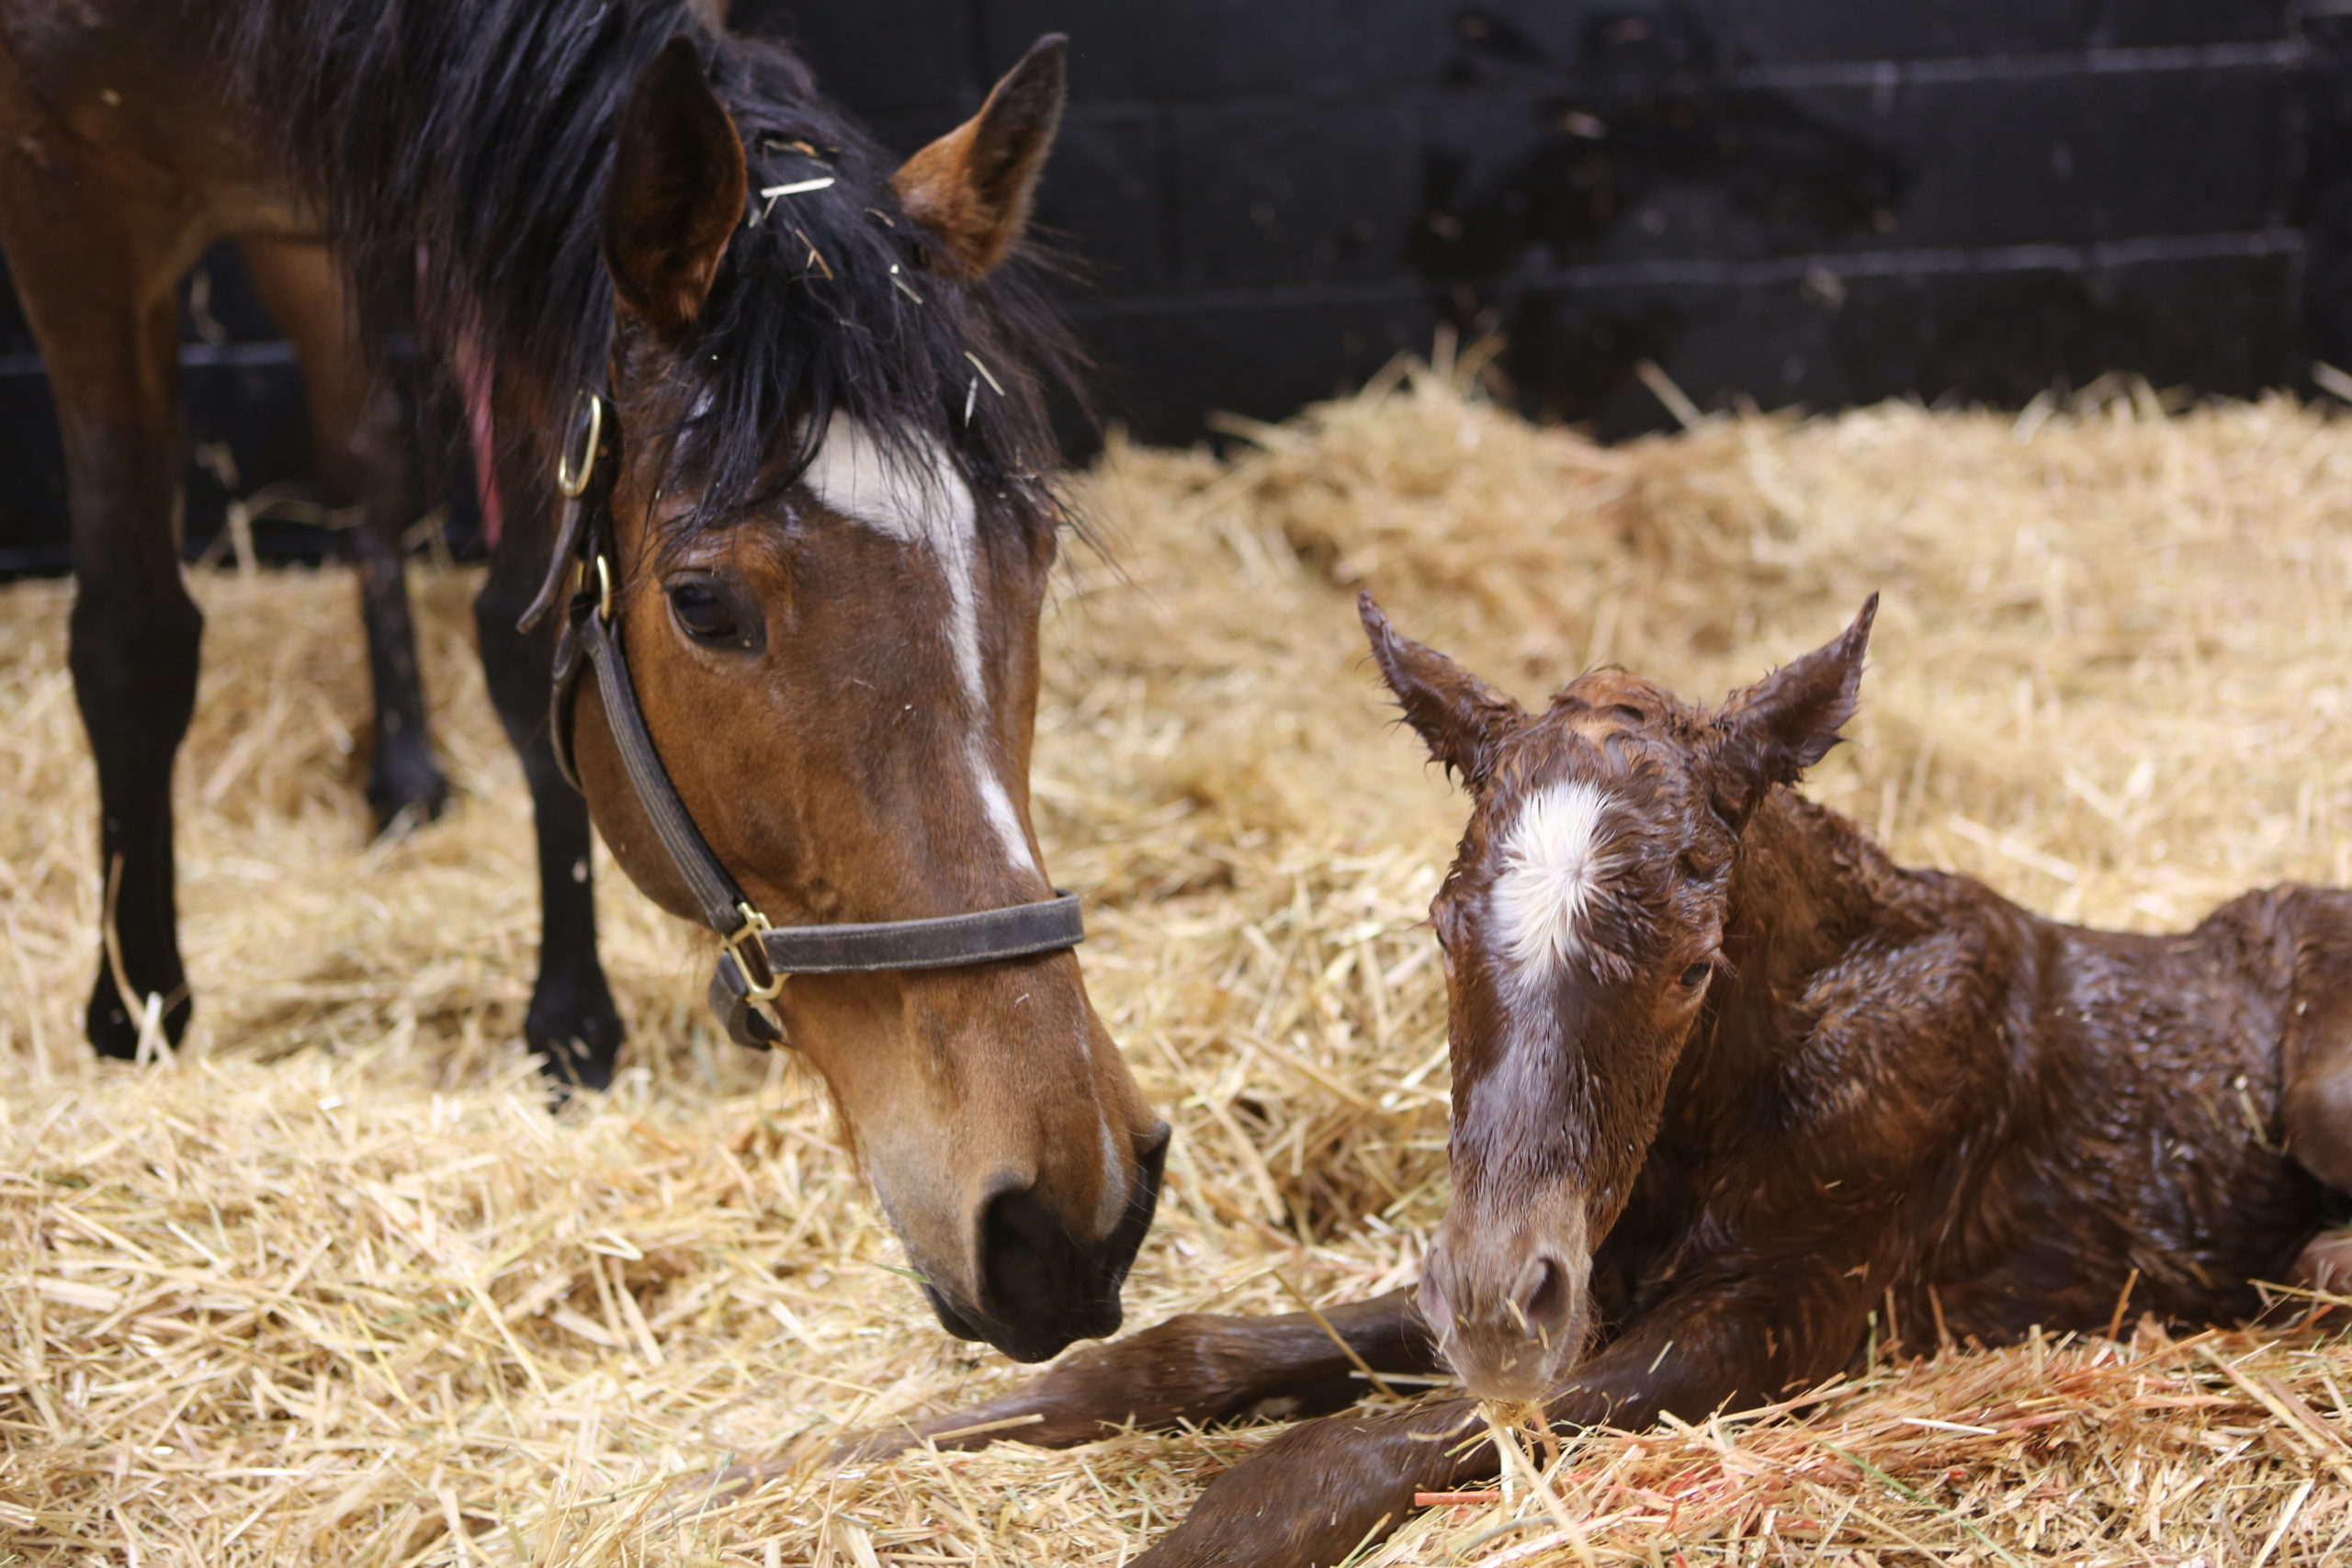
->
[220,0,1083,538]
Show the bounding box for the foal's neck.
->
[1709,788,1905,1064]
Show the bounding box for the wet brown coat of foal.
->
[904,594,2352,1566]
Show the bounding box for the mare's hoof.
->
[366,750,453,840]
[526,980,626,1094]
[85,964,193,1061]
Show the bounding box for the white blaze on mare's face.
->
[1489,780,1614,984]
[1092,1115,1127,1239]
[802,416,1040,876]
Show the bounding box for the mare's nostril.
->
[1513,1254,1573,1342]
[979,1183,1077,1324]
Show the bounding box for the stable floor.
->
[6,367,2352,1564]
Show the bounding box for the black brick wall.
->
[0,0,2324,572]
[877,0,2306,441]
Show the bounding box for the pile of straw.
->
[7,364,2352,1564]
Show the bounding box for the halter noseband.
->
[517,391,1084,1052]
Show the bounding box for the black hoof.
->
[86,963,192,1061]
[367,746,453,840]
[526,977,626,1093]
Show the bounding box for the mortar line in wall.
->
[965,0,990,105]
[1060,229,2307,321]
[1732,39,2302,92]
[1044,39,2299,122]
[1154,106,1184,289]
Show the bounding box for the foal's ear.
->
[893,34,1068,279]
[1706,594,1877,824]
[1361,592,1523,785]
[605,36,749,336]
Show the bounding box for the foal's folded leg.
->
[1128,1286,1865,1568]
[840,1289,1439,1459]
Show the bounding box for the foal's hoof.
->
[2290,1226,2352,1299]
[85,964,192,1061]
[526,980,626,1094]
[366,749,453,840]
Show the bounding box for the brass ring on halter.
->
[725,903,785,1002]
[594,556,614,623]
[557,390,604,497]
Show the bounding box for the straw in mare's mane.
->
[893,595,2352,1564]
[0,0,1167,1364]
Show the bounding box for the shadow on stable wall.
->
[1406,3,1910,425]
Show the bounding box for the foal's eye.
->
[1678,962,1713,989]
[667,581,738,643]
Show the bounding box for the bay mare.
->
[0,0,1164,1364]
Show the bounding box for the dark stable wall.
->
[0,0,2319,572]
[766,0,2307,440]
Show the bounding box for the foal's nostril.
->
[979,1182,1079,1325]
[1513,1254,1574,1343]
[1417,1258,1458,1340]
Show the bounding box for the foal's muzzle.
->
[1420,1207,1592,1402]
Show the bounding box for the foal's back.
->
[1960,876,2352,1327]
[1623,789,2350,1348]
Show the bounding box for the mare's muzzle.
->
[925,1121,1170,1362]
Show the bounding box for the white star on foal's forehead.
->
[1490,780,1615,978]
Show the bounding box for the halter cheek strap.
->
[518,390,1085,1052]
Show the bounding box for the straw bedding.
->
[7,365,2352,1564]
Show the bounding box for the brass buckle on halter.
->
[557,391,604,498]
[592,556,614,623]
[725,902,785,1002]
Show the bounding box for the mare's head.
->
[560,32,1159,1362]
[1362,593,1876,1399]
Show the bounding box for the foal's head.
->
[558,34,1160,1362]
[1363,593,1876,1399]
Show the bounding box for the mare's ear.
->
[893,35,1067,279]
[1360,592,1523,786]
[605,36,748,336]
[1706,594,1877,824]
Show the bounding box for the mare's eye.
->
[1679,962,1713,989]
[667,581,738,643]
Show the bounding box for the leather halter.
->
[516,391,1085,1051]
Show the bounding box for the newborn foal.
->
[894,594,2352,1568]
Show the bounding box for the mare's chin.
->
[922,1281,988,1344]
[922,1281,1101,1364]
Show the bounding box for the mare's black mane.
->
[222,0,1080,535]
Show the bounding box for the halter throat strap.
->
[519,391,1084,1051]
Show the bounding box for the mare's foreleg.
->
[239,236,449,835]
[847,1288,1440,1459]
[1,186,202,1057]
[473,487,623,1089]
[1132,1281,1870,1568]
